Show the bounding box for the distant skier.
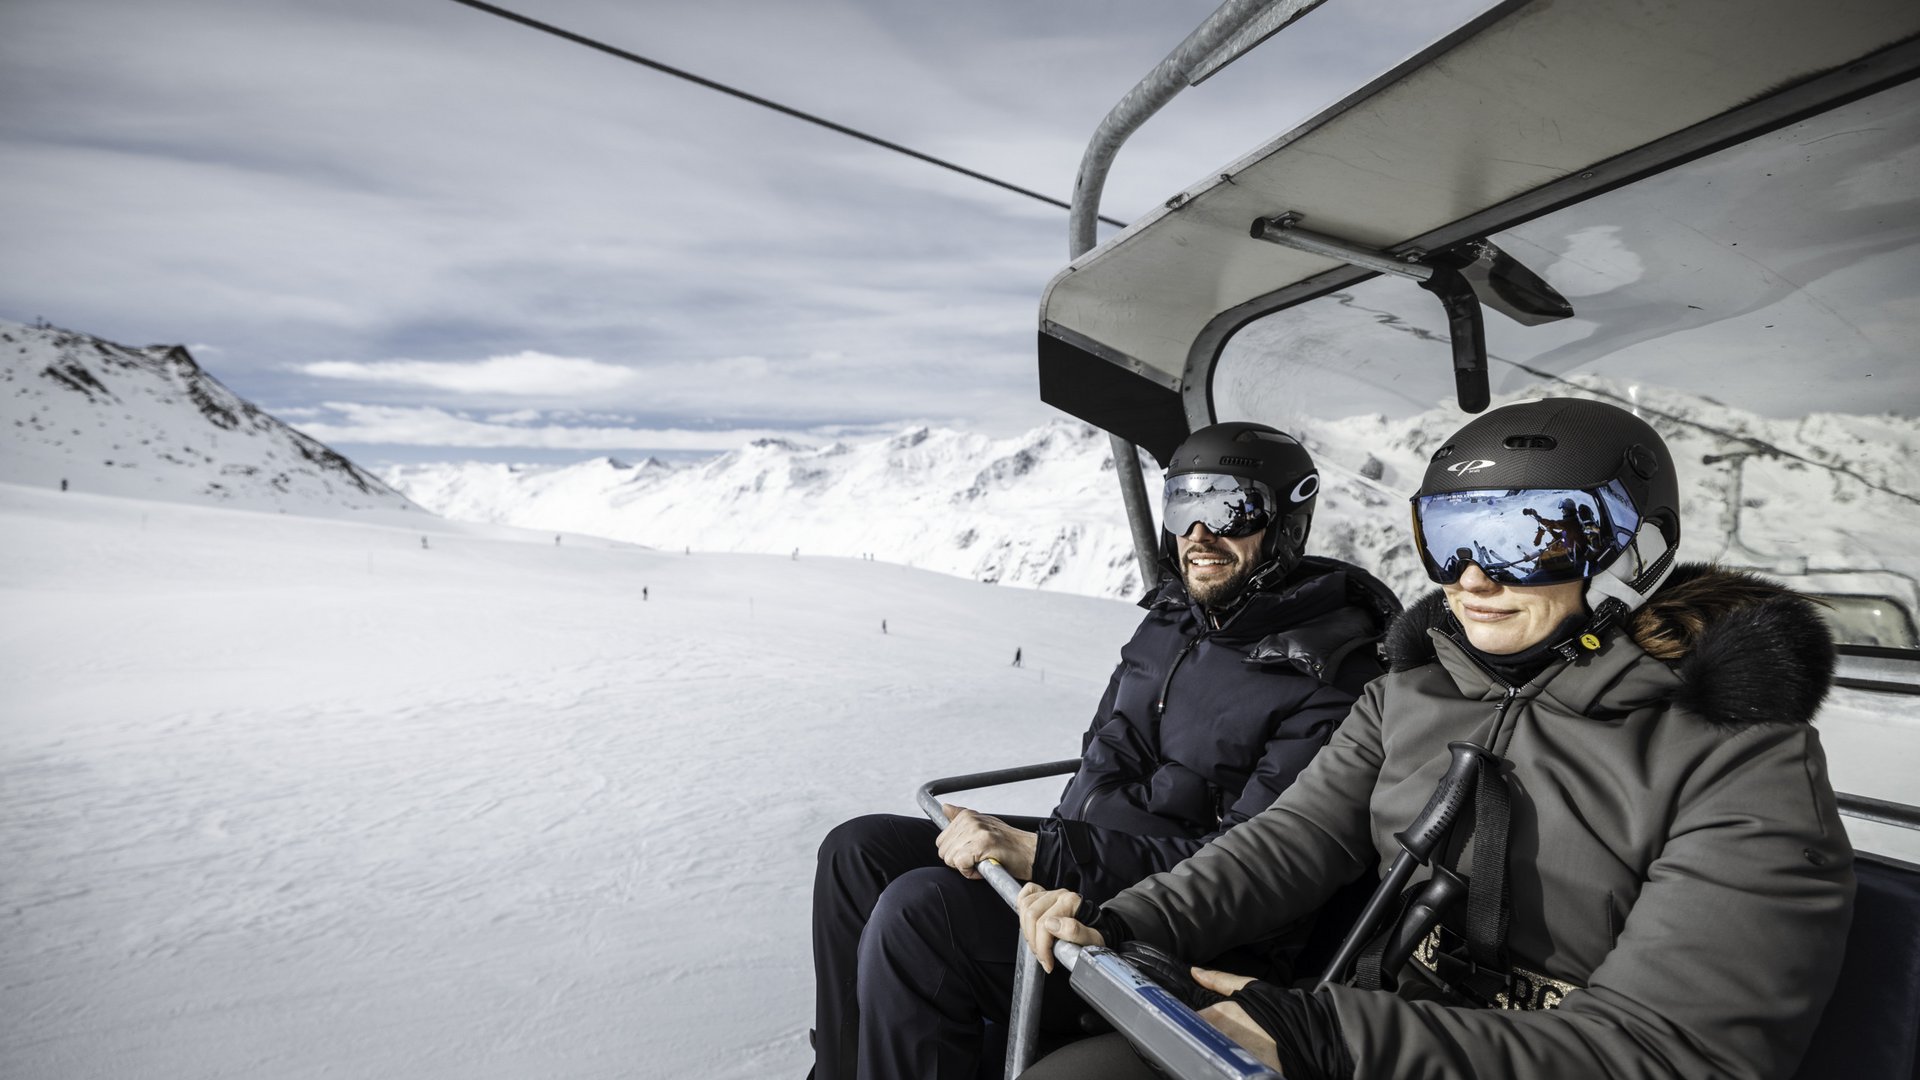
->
[643,586,650,602]
[1011,647,1022,668]
[792,548,800,561]
[555,535,562,546]
[881,619,888,634]
[60,478,68,492]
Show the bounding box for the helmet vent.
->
[1430,444,1456,461]
[1503,435,1557,450]
[1218,455,1260,468]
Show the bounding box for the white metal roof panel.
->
[1040,0,1920,390]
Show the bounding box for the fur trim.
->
[1385,590,1451,672]
[1380,563,1836,727]
[1638,565,1836,728]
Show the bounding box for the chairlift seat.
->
[1791,851,1920,1080]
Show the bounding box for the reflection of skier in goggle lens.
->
[1412,479,1640,587]
[1163,473,1277,539]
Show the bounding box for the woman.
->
[1016,397,1854,1080]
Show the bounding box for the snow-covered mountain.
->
[0,320,419,515]
[386,384,1920,614]
[6,317,1909,620]
[387,423,1153,597]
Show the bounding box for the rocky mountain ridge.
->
[1,320,418,515]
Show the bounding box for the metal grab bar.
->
[1837,791,1920,832]
[915,764,1280,1080]
[917,759,1081,1077]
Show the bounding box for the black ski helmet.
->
[1163,421,1319,578]
[1416,397,1681,638]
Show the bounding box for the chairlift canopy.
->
[1037,0,1920,464]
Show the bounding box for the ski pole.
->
[1376,864,1468,988]
[1317,740,1489,992]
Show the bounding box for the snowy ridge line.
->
[388,377,1918,610]
[1,319,420,516]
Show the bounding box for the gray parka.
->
[1101,565,1855,1079]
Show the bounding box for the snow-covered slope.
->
[0,482,1140,1080]
[1,319,419,515]
[2,482,1913,1079]
[387,385,1920,615]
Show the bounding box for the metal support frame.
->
[916,763,1280,1080]
[917,760,1080,1076]
[1068,0,1327,596]
[1250,212,1434,281]
[1838,792,1920,833]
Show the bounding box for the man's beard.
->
[1182,549,1260,608]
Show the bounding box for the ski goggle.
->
[1411,479,1643,586]
[1163,473,1277,539]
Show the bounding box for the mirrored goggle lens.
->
[1163,473,1275,539]
[1412,480,1642,586]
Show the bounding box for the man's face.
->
[1176,522,1265,607]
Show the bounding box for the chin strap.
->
[1551,523,1678,661]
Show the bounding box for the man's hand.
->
[1190,967,1283,1072]
[1015,883,1104,973]
[936,804,1038,880]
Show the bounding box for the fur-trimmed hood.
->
[1384,562,1837,727]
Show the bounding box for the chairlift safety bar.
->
[916,762,1281,1080]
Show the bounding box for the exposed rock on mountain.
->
[1,320,418,515]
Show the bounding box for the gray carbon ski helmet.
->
[1163,421,1319,579]
[1416,397,1680,629]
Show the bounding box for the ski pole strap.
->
[1464,756,1512,970]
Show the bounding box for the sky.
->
[0,0,1494,463]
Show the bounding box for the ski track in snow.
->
[2,483,1914,1078]
[0,485,1129,1079]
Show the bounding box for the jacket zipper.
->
[1445,628,1524,753]
[1086,635,1203,821]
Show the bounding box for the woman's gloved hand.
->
[1114,940,1227,1012]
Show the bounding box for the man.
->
[809,421,1400,1080]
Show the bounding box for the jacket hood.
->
[1384,562,1836,727]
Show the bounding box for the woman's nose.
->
[1456,563,1498,592]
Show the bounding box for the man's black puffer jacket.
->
[1032,555,1399,903]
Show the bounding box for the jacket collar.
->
[1386,563,1834,726]
[1145,555,1389,640]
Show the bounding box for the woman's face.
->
[1443,563,1588,655]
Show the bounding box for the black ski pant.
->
[812,812,1078,1080]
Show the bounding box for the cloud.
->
[289,402,807,451]
[298,352,637,395]
[0,0,1505,450]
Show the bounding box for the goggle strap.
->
[1586,524,1674,613]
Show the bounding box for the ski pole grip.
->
[1379,865,1469,981]
[1394,741,1487,864]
